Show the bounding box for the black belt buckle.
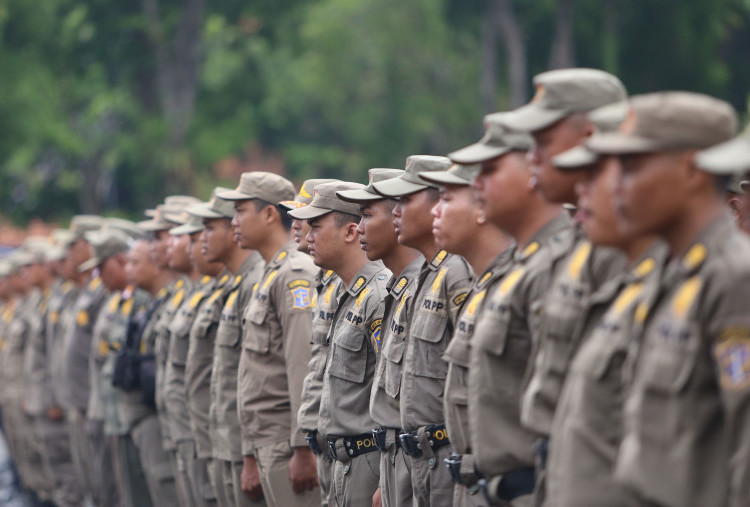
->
[372,428,387,452]
[306,431,322,456]
[327,439,338,461]
[444,452,463,484]
[399,432,422,457]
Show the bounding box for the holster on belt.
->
[305,430,325,456]
[445,453,481,487]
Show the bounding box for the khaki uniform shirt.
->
[87,291,122,421]
[443,248,514,454]
[210,253,264,462]
[24,286,52,416]
[4,293,34,405]
[187,271,232,459]
[616,215,750,507]
[102,287,144,436]
[239,241,317,451]
[60,277,108,412]
[117,288,162,431]
[318,262,389,438]
[0,300,19,406]
[155,277,191,450]
[547,242,667,507]
[522,235,627,436]
[400,250,472,431]
[45,280,77,410]
[164,275,216,444]
[297,269,343,434]
[370,255,424,430]
[468,213,575,477]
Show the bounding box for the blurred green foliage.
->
[0,0,748,224]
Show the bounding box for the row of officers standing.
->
[2,68,750,507]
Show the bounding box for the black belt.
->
[372,427,402,452]
[327,433,379,461]
[399,424,450,457]
[480,467,535,504]
[305,430,323,456]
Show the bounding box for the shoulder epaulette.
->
[391,276,408,297]
[429,249,448,269]
[321,269,335,285]
[682,243,706,273]
[351,275,367,296]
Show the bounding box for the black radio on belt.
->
[398,424,450,457]
[445,453,463,484]
[305,430,322,456]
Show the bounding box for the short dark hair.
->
[332,211,361,227]
[424,187,440,203]
[253,199,292,230]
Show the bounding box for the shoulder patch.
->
[715,327,750,391]
[432,268,448,295]
[452,292,468,307]
[351,276,366,294]
[291,286,312,309]
[370,318,383,352]
[430,249,448,268]
[356,287,371,308]
[288,279,311,289]
[392,276,408,296]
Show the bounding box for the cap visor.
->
[169,224,203,236]
[287,206,332,221]
[553,146,598,170]
[586,133,663,155]
[78,257,100,273]
[448,143,512,164]
[695,137,750,175]
[137,219,172,232]
[371,177,428,198]
[188,204,229,219]
[499,104,568,133]
[336,188,384,203]
[215,188,255,201]
[741,181,750,192]
[418,170,471,186]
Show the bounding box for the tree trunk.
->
[497,0,528,108]
[141,0,205,151]
[549,0,576,69]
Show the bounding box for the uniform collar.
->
[269,241,297,269]
[513,211,573,264]
[476,246,516,290]
[345,260,386,297]
[389,255,424,298]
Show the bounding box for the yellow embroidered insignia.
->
[567,242,592,279]
[432,268,447,294]
[352,276,366,293]
[466,291,486,317]
[356,288,371,308]
[683,243,707,271]
[77,310,89,327]
[370,319,383,352]
[189,292,204,309]
[288,280,311,289]
[324,283,336,305]
[499,267,525,297]
[452,292,468,307]
[263,271,278,289]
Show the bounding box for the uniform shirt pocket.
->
[242,302,271,353]
[328,326,368,383]
[381,332,406,397]
[410,311,449,379]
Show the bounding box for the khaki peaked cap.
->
[287,181,364,220]
[216,171,295,203]
[337,169,404,203]
[372,155,451,197]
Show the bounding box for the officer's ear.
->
[342,222,359,244]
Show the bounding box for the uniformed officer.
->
[460,113,576,506]
[165,212,224,507]
[58,216,109,504]
[425,132,528,506]
[33,231,86,507]
[337,168,423,507]
[81,224,144,507]
[493,71,628,503]
[586,92,748,507]
[219,172,320,507]
[20,238,57,502]
[288,181,390,506]
[283,178,343,507]
[184,187,261,507]
[371,155,473,507]
[544,104,667,506]
[706,130,750,235]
